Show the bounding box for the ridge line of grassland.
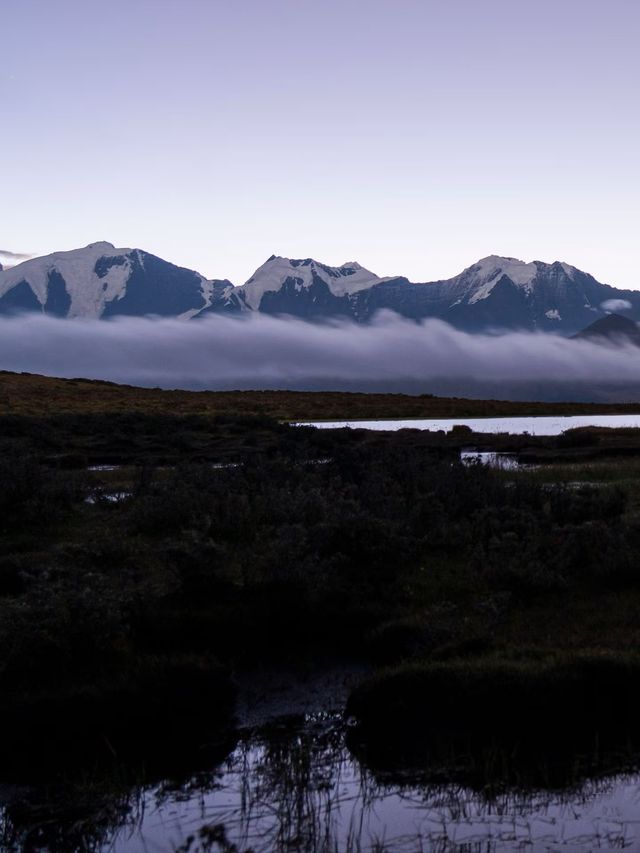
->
[2,371,640,420]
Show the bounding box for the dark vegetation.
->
[3,371,640,843]
[2,413,640,738]
[347,653,640,791]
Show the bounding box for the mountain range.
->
[1,242,639,335]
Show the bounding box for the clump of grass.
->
[348,650,640,735]
[347,651,640,790]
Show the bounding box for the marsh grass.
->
[3,429,640,736]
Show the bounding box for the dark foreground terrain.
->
[3,372,640,848]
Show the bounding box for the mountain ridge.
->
[1,243,639,334]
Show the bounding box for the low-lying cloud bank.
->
[1,313,639,401]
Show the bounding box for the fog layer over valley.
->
[2,313,640,401]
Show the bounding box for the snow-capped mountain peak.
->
[459,256,539,304]
[1,243,636,334]
[80,241,116,252]
[239,255,384,309]
[0,242,136,317]
[0,242,226,319]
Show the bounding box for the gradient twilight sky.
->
[2,0,639,287]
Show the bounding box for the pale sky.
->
[2,0,639,288]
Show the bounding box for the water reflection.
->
[107,716,640,851]
[84,489,132,504]
[460,450,524,470]
[3,712,639,852]
[301,414,640,435]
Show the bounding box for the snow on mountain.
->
[441,256,585,306]
[238,255,387,310]
[318,254,640,333]
[0,242,135,317]
[2,243,639,335]
[463,256,540,303]
[0,242,228,319]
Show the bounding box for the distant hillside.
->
[573,313,640,347]
[2,371,640,420]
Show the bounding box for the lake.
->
[300,414,640,435]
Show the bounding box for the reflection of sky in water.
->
[302,415,640,436]
[108,714,640,852]
[460,451,523,470]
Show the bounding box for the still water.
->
[300,414,640,435]
[4,711,640,852]
[87,717,640,851]
[460,450,523,470]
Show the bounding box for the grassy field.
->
[4,369,640,419]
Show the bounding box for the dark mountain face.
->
[258,273,356,319]
[573,313,640,347]
[0,280,42,315]
[102,252,211,318]
[44,271,72,317]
